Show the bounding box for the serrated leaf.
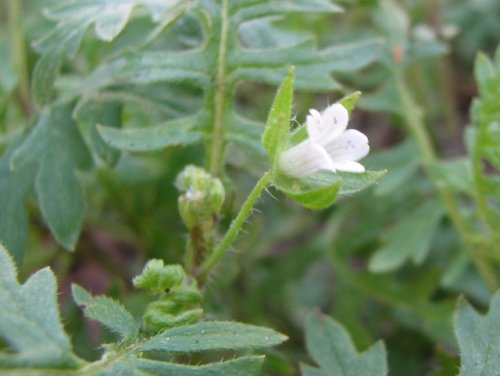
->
[98,115,205,152]
[138,321,287,353]
[11,105,92,250]
[33,0,188,104]
[454,290,500,376]
[369,199,444,272]
[134,356,263,376]
[0,244,81,368]
[72,284,139,343]
[301,312,388,376]
[262,67,294,172]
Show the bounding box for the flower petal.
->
[306,109,324,141]
[331,161,366,173]
[325,129,369,162]
[320,103,349,141]
[279,140,335,178]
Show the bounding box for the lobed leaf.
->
[454,290,500,376]
[301,312,388,376]
[0,244,81,368]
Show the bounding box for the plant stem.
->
[208,0,229,176]
[394,68,499,291]
[8,0,32,116]
[198,171,272,283]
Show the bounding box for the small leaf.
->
[454,290,500,376]
[274,170,385,210]
[72,284,139,343]
[428,158,473,194]
[0,244,81,368]
[138,321,287,353]
[338,92,362,113]
[274,173,341,210]
[262,67,295,173]
[301,312,388,376]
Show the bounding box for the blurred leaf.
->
[428,159,473,194]
[0,137,35,264]
[11,105,92,250]
[33,0,188,104]
[0,244,81,368]
[454,290,500,376]
[369,200,444,272]
[262,67,294,173]
[72,284,140,343]
[98,114,205,152]
[301,312,388,376]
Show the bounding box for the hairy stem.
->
[207,0,230,176]
[394,68,499,290]
[198,171,272,283]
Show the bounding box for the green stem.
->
[208,0,229,176]
[8,0,31,116]
[198,171,272,282]
[394,68,499,291]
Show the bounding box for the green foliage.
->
[0,245,286,375]
[133,260,185,293]
[454,291,500,376]
[0,244,81,369]
[72,284,140,343]
[262,67,295,174]
[369,199,444,272]
[33,0,188,104]
[301,312,388,376]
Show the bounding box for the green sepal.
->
[274,170,386,210]
[261,67,295,175]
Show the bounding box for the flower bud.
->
[133,260,186,293]
[175,165,225,229]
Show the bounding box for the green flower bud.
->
[168,286,203,306]
[144,306,203,332]
[175,165,225,229]
[133,260,186,293]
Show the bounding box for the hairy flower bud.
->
[133,260,186,293]
[175,165,225,229]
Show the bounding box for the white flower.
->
[279,103,369,178]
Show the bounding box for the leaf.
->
[301,312,388,376]
[33,0,188,104]
[454,290,500,376]
[262,67,295,173]
[138,321,287,353]
[369,199,444,272]
[11,105,92,250]
[0,244,81,368]
[0,137,35,264]
[274,173,341,210]
[72,284,139,343]
[428,158,473,194]
[133,356,264,376]
[274,170,385,210]
[97,115,205,152]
